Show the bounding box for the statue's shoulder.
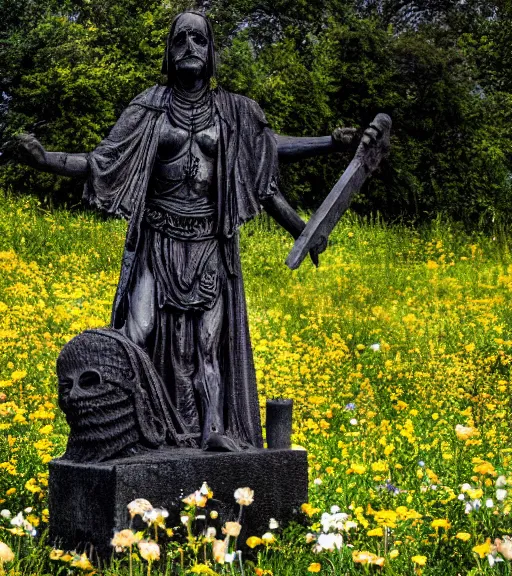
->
[129,85,169,112]
[215,88,268,125]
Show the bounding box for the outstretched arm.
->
[13,134,89,178]
[261,191,326,266]
[274,127,357,162]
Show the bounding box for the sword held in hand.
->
[286,113,392,270]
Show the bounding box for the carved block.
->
[49,447,308,558]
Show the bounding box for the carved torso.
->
[148,114,218,211]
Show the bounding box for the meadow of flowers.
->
[1,193,512,574]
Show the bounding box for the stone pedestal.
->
[49,447,308,557]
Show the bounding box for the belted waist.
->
[144,202,217,241]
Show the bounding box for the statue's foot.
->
[202,432,242,452]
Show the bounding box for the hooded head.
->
[162,11,216,87]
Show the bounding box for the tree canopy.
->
[1,0,510,226]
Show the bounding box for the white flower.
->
[204,527,216,541]
[472,499,481,511]
[486,499,494,508]
[138,540,160,562]
[224,552,236,563]
[370,343,381,351]
[0,510,11,519]
[464,503,472,514]
[23,507,32,514]
[200,482,211,496]
[349,418,358,425]
[261,532,275,544]
[10,512,24,527]
[497,476,507,488]
[234,487,254,506]
[143,507,169,526]
[317,532,343,551]
[497,489,508,502]
[461,483,472,492]
[488,553,504,567]
[180,515,189,525]
[457,494,465,501]
[313,478,322,486]
[330,505,340,514]
[127,499,153,518]
[269,518,279,530]
[345,520,358,530]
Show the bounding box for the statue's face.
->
[169,13,210,78]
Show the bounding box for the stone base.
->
[49,447,308,558]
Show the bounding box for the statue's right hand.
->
[14,134,46,167]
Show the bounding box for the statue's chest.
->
[156,115,218,161]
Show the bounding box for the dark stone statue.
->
[14,11,387,457]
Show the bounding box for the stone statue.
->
[13,11,386,455]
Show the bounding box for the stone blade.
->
[285,158,367,270]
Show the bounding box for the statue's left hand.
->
[332,127,357,150]
[309,234,328,267]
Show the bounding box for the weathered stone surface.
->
[266,399,293,449]
[49,447,308,557]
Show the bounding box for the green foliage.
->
[1,0,511,224]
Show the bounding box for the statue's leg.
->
[170,311,201,434]
[124,260,156,348]
[196,295,240,452]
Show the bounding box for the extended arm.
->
[261,191,326,266]
[13,134,89,178]
[274,127,357,162]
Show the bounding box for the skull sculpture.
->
[57,329,195,463]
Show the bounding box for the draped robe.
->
[84,85,278,449]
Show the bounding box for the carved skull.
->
[57,330,166,463]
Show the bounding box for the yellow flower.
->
[301,503,320,517]
[183,491,208,508]
[308,563,321,572]
[456,532,471,542]
[49,549,64,560]
[5,488,15,496]
[70,553,93,570]
[246,536,263,548]
[431,519,451,530]
[455,425,477,440]
[189,564,219,575]
[351,463,367,475]
[474,461,496,476]
[467,488,483,499]
[389,549,399,559]
[472,539,491,559]
[352,551,384,566]
[212,539,227,564]
[411,555,427,566]
[234,487,254,506]
[222,522,241,537]
[0,542,14,563]
[111,529,139,550]
[138,540,160,562]
[367,527,384,537]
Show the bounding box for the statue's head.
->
[162,11,216,86]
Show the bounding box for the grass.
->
[0,192,512,574]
